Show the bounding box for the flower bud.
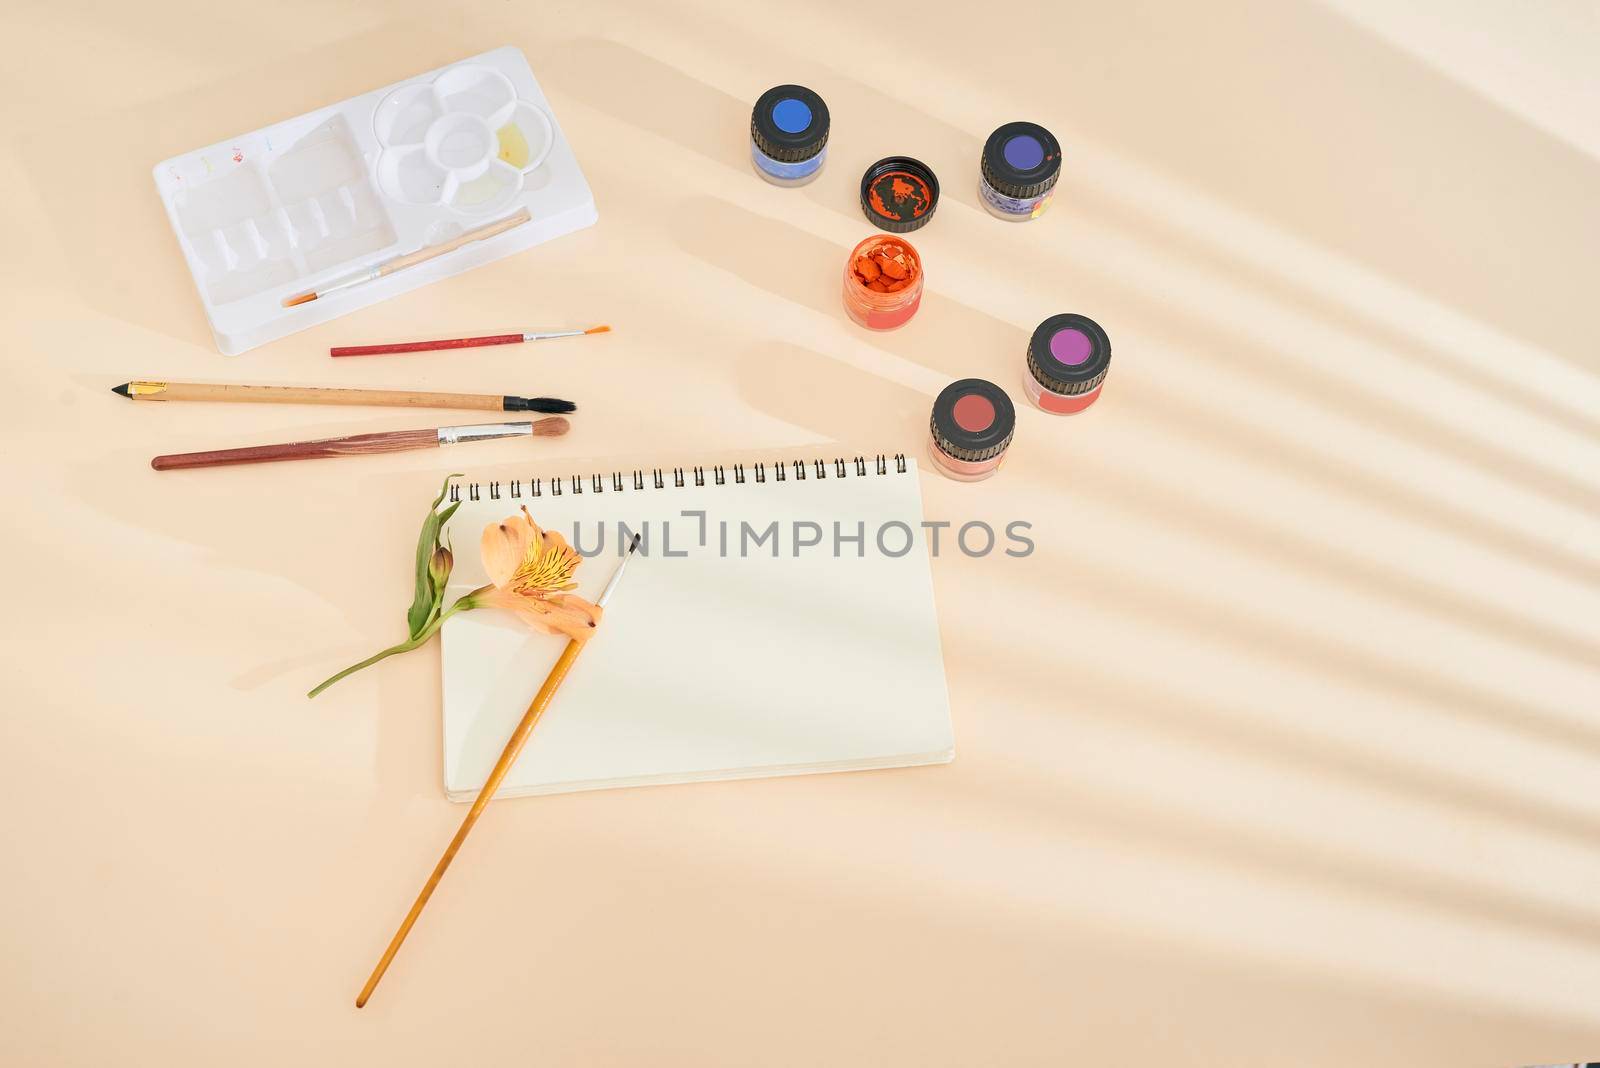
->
[428,544,454,590]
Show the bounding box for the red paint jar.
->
[928,378,1015,482]
[842,235,923,330]
[1023,313,1111,414]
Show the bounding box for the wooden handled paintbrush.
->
[282,209,531,308]
[113,381,575,415]
[150,417,568,471]
[355,533,644,1008]
[330,325,610,358]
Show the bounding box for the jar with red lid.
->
[928,378,1015,482]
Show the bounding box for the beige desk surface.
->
[3,1,1599,1064]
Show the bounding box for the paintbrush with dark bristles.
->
[111,380,575,415]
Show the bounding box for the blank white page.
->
[439,457,953,799]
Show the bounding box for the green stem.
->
[307,635,426,698]
[306,587,492,699]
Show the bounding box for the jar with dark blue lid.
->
[750,85,830,187]
[979,121,1062,221]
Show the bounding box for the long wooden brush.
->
[112,380,575,414]
[355,533,644,1008]
[330,325,610,358]
[150,417,567,470]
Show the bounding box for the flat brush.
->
[330,325,611,358]
[282,209,531,308]
[112,381,575,415]
[150,417,568,471]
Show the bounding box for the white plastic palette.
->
[153,46,597,355]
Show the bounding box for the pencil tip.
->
[111,383,130,397]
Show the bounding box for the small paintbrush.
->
[330,325,610,358]
[150,417,568,471]
[282,209,531,308]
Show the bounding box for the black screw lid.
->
[1027,314,1111,395]
[931,379,1016,462]
[981,122,1062,200]
[860,156,940,233]
[751,85,830,163]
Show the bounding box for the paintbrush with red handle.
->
[330,325,610,358]
[150,417,568,471]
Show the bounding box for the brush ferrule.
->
[319,267,383,299]
[596,534,642,606]
[436,422,532,446]
[522,330,584,342]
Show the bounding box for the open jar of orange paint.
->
[842,235,923,330]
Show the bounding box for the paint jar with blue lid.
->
[751,85,830,187]
[979,122,1062,222]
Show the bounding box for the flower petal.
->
[480,509,538,588]
[478,587,603,642]
[506,522,581,596]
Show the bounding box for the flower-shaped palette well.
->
[374,64,553,215]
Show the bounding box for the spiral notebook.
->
[439,454,954,800]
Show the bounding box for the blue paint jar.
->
[979,122,1062,222]
[751,85,830,187]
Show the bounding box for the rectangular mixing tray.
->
[153,46,597,355]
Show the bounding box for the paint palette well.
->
[153,47,597,355]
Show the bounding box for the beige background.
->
[3,0,1599,1064]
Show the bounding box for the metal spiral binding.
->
[449,453,907,502]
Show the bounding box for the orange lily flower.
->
[476,507,602,641]
[308,481,604,699]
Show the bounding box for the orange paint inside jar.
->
[842,235,923,330]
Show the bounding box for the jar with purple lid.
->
[1023,313,1111,414]
[979,122,1061,222]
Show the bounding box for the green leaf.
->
[406,475,461,640]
